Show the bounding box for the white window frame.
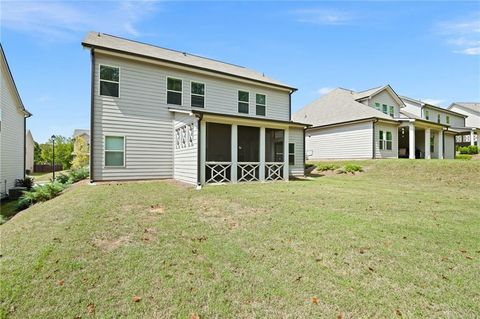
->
[382,104,388,114]
[437,114,441,123]
[425,110,430,120]
[190,80,206,108]
[99,64,120,98]
[238,90,250,114]
[288,143,295,165]
[446,115,450,124]
[104,135,126,168]
[379,130,393,151]
[389,105,395,117]
[255,93,267,116]
[385,131,393,150]
[166,76,183,106]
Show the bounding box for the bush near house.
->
[316,163,340,171]
[458,145,479,155]
[455,154,473,160]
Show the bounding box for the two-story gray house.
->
[82,32,308,186]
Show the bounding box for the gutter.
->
[89,49,95,182]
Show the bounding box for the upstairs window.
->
[256,94,266,116]
[167,77,182,105]
[289,143,295,165]
[100,65,119,97]
[382,104,388,114]
[238,91,249,114]
[191,82,205,108]
[105,136,125,167]
[374,102,381,111]
[446,116,450,124]
[425,110,430,120]
[437,114,441,123]
[389,106,395,117]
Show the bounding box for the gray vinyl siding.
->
[444,134,455,159]
[305,121,373,160]
[374,122,399,159]
[1,62,25,196]
[93,54,173,181]
[423,106,465,127]
[449,105,480,128]
[173,113,198,184]
[368,90,401,118]
[288,127,304,176]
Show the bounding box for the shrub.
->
[458,145,479,155]
[455,154,472,160]
[68,167,89,183]
[343,163,363,174]
[17,181,66,211]
[15,177,35,190]
[305,163,315,169]
[55,173,71,184]
[316,163,340,171]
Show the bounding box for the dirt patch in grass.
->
[92,235,131,252]
[149,204,165,214]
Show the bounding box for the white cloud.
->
[293,9,355,26]
[422,99,445,106]
[436,13,480,55]
[0,1,159,41]
[317,87,335,95]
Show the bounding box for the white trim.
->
[255,92,267,117]
[104,135,126,168]
[237,89,250,114]
[166,76,183,106]
[190,80,206,108]
[99,64,120,98]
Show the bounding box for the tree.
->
[71,136,89,169]
[33,142,42,164]
[39,135,74,170]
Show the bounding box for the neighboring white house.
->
[447,102,479,146]
[293,85,458,160]
[82,32,308,185]
[1,44,32,198]
[25,130,35,174]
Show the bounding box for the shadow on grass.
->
[0,199,19,224]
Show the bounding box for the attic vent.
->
[183,52,187,56]
[97,32,101,37]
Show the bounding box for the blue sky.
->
[1,1,479,142]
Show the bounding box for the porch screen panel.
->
[265,129,284,162]
[206,123,231,161]
[238,126,260,162]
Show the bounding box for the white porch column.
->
[438,130,444,159]
[231,124,238,183]
[470,130,475,146]
[259,127,265,182]
[200,120,206,185]
[409,123,416,159]
[425,128,431,159]
[283,128,289,181]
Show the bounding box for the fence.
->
[33,164,63,173]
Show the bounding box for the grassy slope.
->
[1,160,479,318]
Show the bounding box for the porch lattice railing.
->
[205,162,231,184]
[238,162,259,182]
[265,162,284,181]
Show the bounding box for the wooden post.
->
[409,123,415,159]
[231,124,238,183]
[259,127,265,182]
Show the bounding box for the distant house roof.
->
[73,129,90,138]
[0,44,31,117]
[401,96,468,117]
[82,32,296,91]
[448,102,480,114]
[292,87,396,128]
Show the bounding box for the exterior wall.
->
[368,90,402,118]
[449,105,480,128]
[305,121,373,160]
[1,61,25,196]
[92,53,291,181]
[402,100,422,117]
[25,131,34,173]
[288,127,304,176]
[444,134,455,159]
[374,122,399,159]
[423,106,465,127]
[173,113,198,184]
[73,133,90,154]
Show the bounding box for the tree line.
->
[34,135,89,170]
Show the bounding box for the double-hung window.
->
[167,77,182,105]
[374,102,381,111]
[425,110,430,120]
[379,130,393,150]
[389,106,395,117]
[379,130,384,150]
[238,91,249,114]
[446,116,450,124]
[288,143,295,165]
[437,114,441,123]
[105,136,125,167]
[191,82,205,108]
[382,104,388,114]
[256,94,266,116]
[386,131,392,150]
[100,65,119,97]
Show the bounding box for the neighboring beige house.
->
[294,85,458,160]
[1,44,32,198]
[25,130,34,173]
[447,102,479,146]
[73,129,90,154]
[82,32,308,185]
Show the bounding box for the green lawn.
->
[1,160,479,318]
[28,171,67,183]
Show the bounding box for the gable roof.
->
[401,96,468,117]
[292,87,395,127]
[73,129,90,138]
[0,44,31,117]
[448,102,480,114]
[82,32,296,92]
[354,84,406,107]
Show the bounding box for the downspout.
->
[89,49,95,182]
[288,91,292,120]
[372,119,378,159]
[196,113,203,188]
